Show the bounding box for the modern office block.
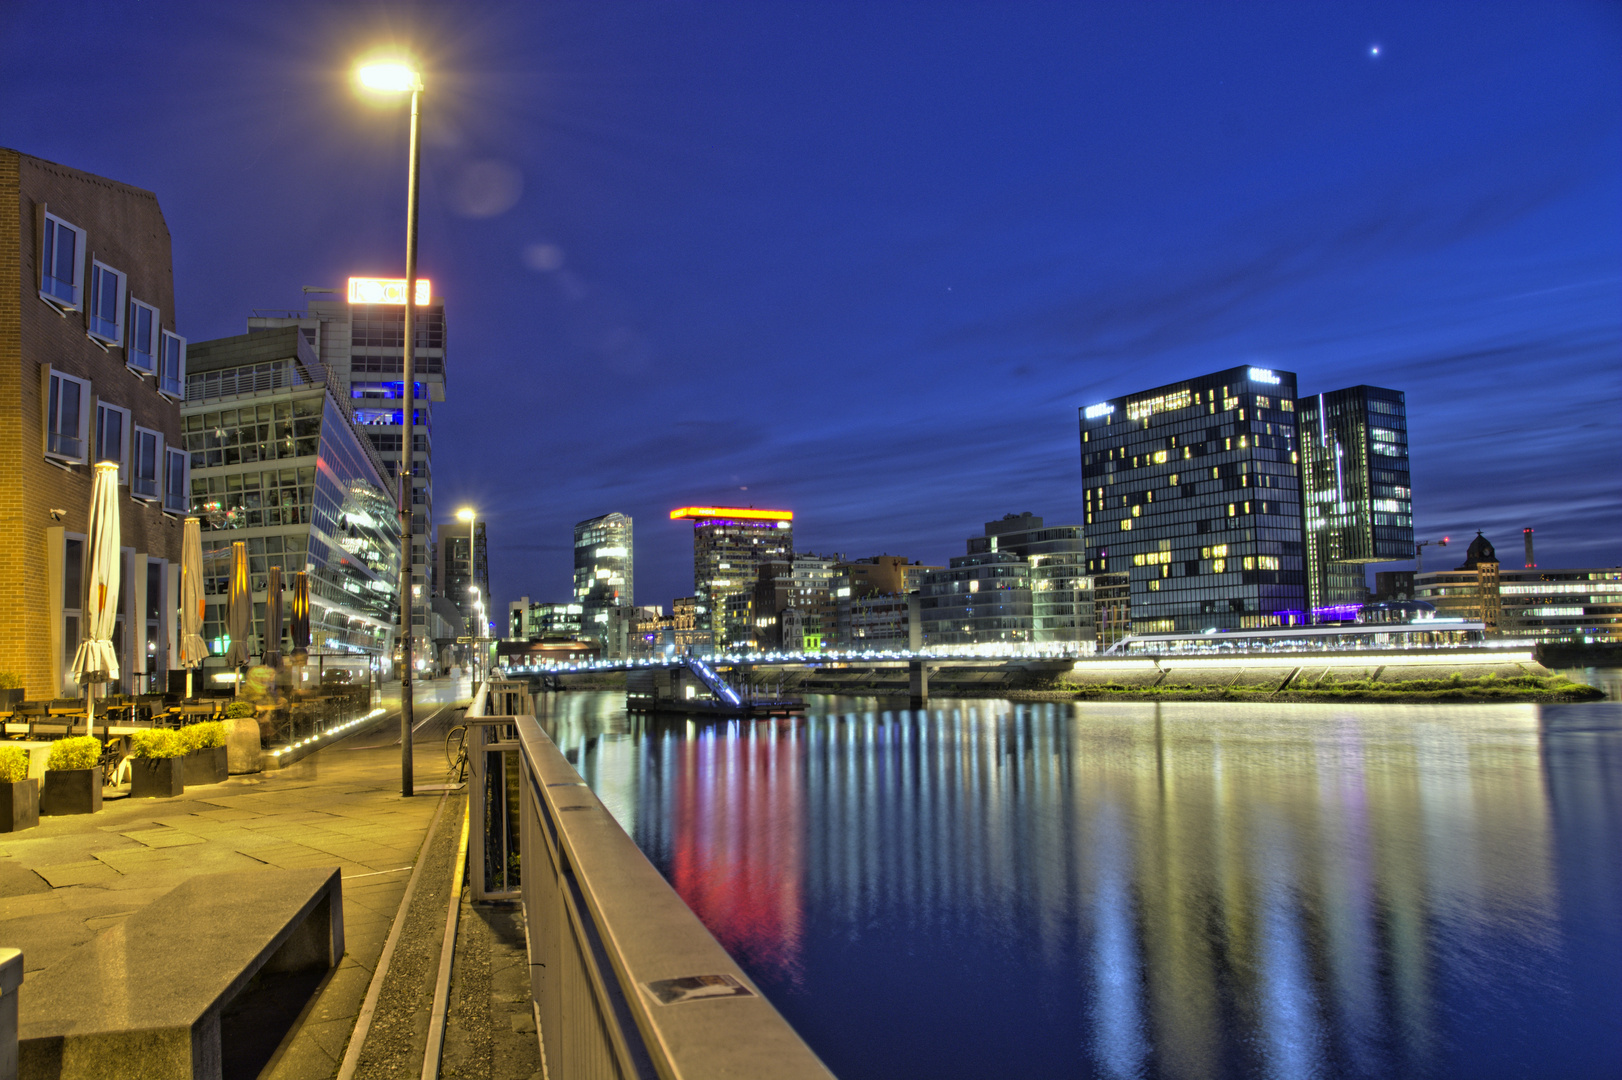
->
[670,506,793,652]
[574,512,633,649]
[508,597,585,641]
[967,513,1094,646]
[1,148,188,698]
[918,552,1033,646]
[183,329,401,666]
[1296,386,1414,616]
[1498,567,1622,642]
[1079,366,1305,634]
[440,521,489,632]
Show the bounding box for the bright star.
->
[1369,44,1382,58]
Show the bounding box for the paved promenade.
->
[0,677,476,1079]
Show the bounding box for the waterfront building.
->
[670,506,793,652]
[247,280,447,649]
[182,328,401,668]
[791,554,841,650]
[917,552,1033,646]
[508,597,584,641]
[573,512,633,650]
[1093,572,1131,649]
[633,604,670,657]
[1498,568,1622,642]
[1296,386,1414,617]
[440,519,489,633]
[968,513,1094,647]
[1,149,188,697]
[1080,366,1306,633]
[671,596,702,653]
[843,593,918,650]
[1415,532,1502,631]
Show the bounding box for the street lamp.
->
[356,56,424,797]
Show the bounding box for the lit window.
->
[158,331,186,399]
[1213,559,1226,573]
[95,402,130,482]
[127,298,157,373]
[1152,450,1168,464]
[1120,519,1131,531]
[1131,505,1141,516]
[132,426,162,500]
[1228,504,1236,517]
[163,446,188,514]
[45,369,91,462]
[88,261,126,344]
[1243,557,1255,570]
[40,211,86,309]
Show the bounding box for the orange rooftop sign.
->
[670,507,793,522]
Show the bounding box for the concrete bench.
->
[17,868,342,1080]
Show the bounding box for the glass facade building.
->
[967,513,1094,646]
[918,552,1033,645]
[184,329,401,665]
[1296,386,1414,616]
[1080,366,1305,633]
[574,512,634,647]
[671,507,793,652]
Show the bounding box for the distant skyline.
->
[3,1,1617,612]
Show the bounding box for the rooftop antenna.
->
[1524,527,1536,569]
[302,286,339,294]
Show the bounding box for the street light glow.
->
[357,62,421,93]
[456,507,475,522]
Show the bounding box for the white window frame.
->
[42,366,92,465]
[38,207,86,312]
[87,260,126,346]
[127,298,158,374]
[131,425,162,502]
[158,330,186,400]
[95,400,132,483]
[163,445,190,516]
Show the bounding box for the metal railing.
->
[465,680,834,1080]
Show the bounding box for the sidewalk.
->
[0,677,473,1079]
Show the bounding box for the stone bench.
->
[17,868,342,1080]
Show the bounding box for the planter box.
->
[41,768,102,816]
[131,757,185,799]
[182,745,228,787]
[0,778,38,832]
[0,688,23,711]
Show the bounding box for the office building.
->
[671,597,702,653]
[1415,532,1502,631]
[574,512,634,649]
[1296,386,1414,616]
[670,506,793,652]
[440,520,489,634]
[183,328,401,667]
[247,279,448,647]
[1080,366,1306,634]
[917,552,1033,646]
[843,593,919,651]
[968,513,1094,646]
[508,597,584,641]
[1093,572,1132,650]
[1499,567,1622,643]
[1,149,188,697]
[791,553,842,650]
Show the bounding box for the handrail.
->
[465,680,834,1080]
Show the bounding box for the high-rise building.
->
[508,597,583,641]
[1080,366,1306,634]
[573,512,633,649]
[247,280,448,648]
[439,520,489,633]
[1296,386,1414,617]
[670,506,793,652]
[184,329,401,668]
[968,513,1093,645]
[1,149,188,698]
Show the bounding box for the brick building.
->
[1,149,187,698]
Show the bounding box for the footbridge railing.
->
[464,680,834,1080]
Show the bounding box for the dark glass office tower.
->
[1296,386,1414,617]
[1079,366,1306,633]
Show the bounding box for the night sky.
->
[4,2,1618,614]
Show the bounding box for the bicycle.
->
[445,723,469,784]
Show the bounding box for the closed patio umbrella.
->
[178,517,208,698]
[224,541,253,694]
[290,571,310,665]
[263,565,283,671]
[70,462,120,738]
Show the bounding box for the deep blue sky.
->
[4,2,1618,612]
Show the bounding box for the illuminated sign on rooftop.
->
[1084,403,1115,419]
[670,507,793,522]
[1248,366,1281,385]
[348,277,432,305]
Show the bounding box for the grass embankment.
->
[1024,672,1605,704]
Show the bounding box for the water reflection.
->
[544,695,1621,1080]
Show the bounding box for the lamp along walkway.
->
[0,676,532,1080]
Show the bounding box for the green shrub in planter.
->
[0,746,29,783]
[178,722,226,753]
[222,701,256,719]
[0,673,20,689]
[47,736,102,772]
[129,729,187,759]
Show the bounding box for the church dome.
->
[1459,531,1497,569]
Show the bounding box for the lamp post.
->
[357,59,423,797]
[457,506,478,681]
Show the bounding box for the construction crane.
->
[1415,536,1449,573]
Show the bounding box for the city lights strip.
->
[269,706,388,758]
[669,507,793,522]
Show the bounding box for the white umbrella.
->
[70,461,120,738]
[178,517,208,697]
[223,541,253,693]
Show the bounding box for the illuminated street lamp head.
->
[356,61,422,94]
[456,507,475,522]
